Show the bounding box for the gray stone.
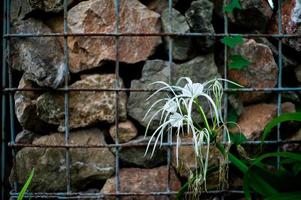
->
[161,8,191,61]
[15,130,40,144]
[142,0,179,14]
[101,166,181,200]
[36,74,127,132]
[127,55,219,130]
[185,0,215,50]
[10,128,115,192]
[109,120,138,143]
[295,65,301,83]
[14,76,54,132]
[67,0,161,73]
[117,136,166,168]
[11,18,65,88]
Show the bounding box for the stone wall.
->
[6,0,301,198]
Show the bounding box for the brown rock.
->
[229,39,278,103]
[142,0,179,14]
[109,120,138,143]
[231,102,296,140]
[171,134,225,189]
[282,129,301,152]
[37,74,127,132]
[67,0,161,73]
[101,166,181,200]
[269,0,301,51]
[10,128,115,192]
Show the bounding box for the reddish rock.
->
[101,166,181,200]
[231,102,295,140]
[269,0,301,51]
[229,39,278,103]
[67,0,161,73]
[109,120,138,143]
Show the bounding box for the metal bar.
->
[63,0,71,193]
[276,0,283,170]
[1,0,7,198]
[3,87,301,93]
[114,0,121,199]
[8,139,301,148]
[4,32,301,38]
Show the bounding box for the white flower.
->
[169,112,184,127]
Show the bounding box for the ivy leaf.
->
[224,0,242,13]
[228,55,250,70]
[221,35,244,48]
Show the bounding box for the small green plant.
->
[17,168,34,200]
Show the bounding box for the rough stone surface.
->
[11,0,75,21]
[15,130,40,144]
[10,128,115,192]
[67,0,161,73]
[11,18,65,88]
[270,0,301,51]
[101,166,181,200]
[161,8,191,61]
[211,0,273,31]
[127,55,219,130]
[37,74,127,132]
[295,65,301,83]
[282,129,301,152]
[171,134,225,189]
[185,0,215,50]
[109,120,138,143]
[228,39,278,103]
[142,0,179,14]
[230,102,296,140]
[14,76,54,132]
[117,136,166,168]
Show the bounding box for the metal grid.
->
[1,0,301,199]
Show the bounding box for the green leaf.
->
[292,163,301,176]
[230,133,247,145]
[221,35,244,48]
[228,55,251,70]
[265,192,301,200]
[262,112,301,142]
[18,168,34,200]
[224,0,242,13]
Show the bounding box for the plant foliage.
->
[17,168,34,200]
[224,0,242,13]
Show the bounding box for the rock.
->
[109,120,138,143]
[101,166,181,200]
[117,136,166,168]
[127,55,219,130]
[161,8,191,61]
[10,128,115,192]
[269,0,301,52]
[14,76,54,132]
[211,0,273,31]
[282,129,301,152]
[37,74,127,132]
[11,18,65,88]
[295,65,301,83]
[171,134,225,189]
[67,0,161,73]
[185,0,215,50]
[141,0,179,14]
[230,102,296,140]
[11,0,75,21]
[15,130,40,144]
[228,39,278,103]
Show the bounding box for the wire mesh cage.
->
[1,0,301,199]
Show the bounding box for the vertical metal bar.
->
[6,0,18,193]
[114,0,121,199]
[276,0,283,169]
[222,0,229,199]
[63,0,71,194]
[167,0,173,198]
[1,0,7,198]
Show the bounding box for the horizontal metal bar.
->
[4,32,301,38]
[9,190,246,198]
[2,87,301,93]
[7,139,301,149]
